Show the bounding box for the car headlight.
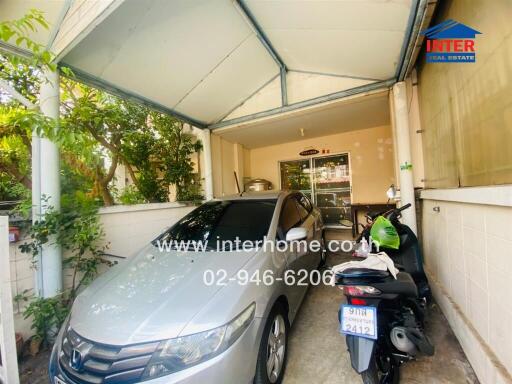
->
[142,302,255,380]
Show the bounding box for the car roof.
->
[214,190,294,201]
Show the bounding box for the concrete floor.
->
[283,231,479,384]
[20,231,479,384]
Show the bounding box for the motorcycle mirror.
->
[386,184,397,200]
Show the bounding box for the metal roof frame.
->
[289,69,383,83]
[0,40,32,59]
[59,63,209,128]
[53,0,125,62]
[234,0,288,106]
[45,0,73,50]
[398,0,431,80]
[1,0,432,131]
[209,78,395,129]
[395,0,420,79]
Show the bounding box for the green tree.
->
[1,8,203,207]
[151,113,203,201]
[0,9,60,203]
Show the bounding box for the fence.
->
[8,201,197,341]
[0,216,20,384]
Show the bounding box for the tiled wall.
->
[422,198,512,381]
[8,203,196,339]
[8,241,35,338]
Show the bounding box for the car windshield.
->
[154,199,277,251]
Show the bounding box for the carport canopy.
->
[0,0,431,129]
[0,0,433,300]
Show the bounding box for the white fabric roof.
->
[1,0,426,128]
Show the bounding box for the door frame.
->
[278,151,353,228]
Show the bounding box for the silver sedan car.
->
[49,190,324,384]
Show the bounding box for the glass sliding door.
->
[279,153,352,227]
[279,159,312,199]
[312,154,352,227]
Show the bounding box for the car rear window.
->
[156,200,277,248]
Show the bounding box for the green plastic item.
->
[370,216,400,250]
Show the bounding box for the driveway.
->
[20,232,479,384]
[283,231,479,384]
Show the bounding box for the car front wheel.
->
[254,303,289,384]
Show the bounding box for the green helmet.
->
[370,216,400,250]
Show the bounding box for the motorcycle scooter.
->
[335,202,434,384]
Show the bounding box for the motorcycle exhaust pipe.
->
[390,326,435,356]
[390,327,418,355]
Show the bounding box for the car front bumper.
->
[49,318,262,384]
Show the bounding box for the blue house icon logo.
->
[421,19,482,63]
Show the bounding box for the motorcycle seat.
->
[371,272,418,298]
[336,268,390,279]
[336,270,418,298]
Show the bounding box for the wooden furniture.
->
[350,202,396,237]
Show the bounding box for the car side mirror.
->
[286,227,307,242]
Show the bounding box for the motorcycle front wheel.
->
[361,351,399,384]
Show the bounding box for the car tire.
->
[254,303,290,384]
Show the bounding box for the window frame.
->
[295,193,313,219]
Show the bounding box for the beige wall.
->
[248,125,395,203]
[417,0,512,188]
[416,1,512,382]
[212,134,232,197]
[211,134,248,197]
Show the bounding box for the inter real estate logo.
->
[421,19,481,63]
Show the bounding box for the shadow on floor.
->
[283,230,479,384]
[20,230,479,384]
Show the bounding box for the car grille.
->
[59,328,159,384]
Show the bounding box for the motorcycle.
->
[335,200,434,384]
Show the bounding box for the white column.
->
[392,82,417,234]
[38,69,62,297]
[32,127,43,295]
[201,129,214,200]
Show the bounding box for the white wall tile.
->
[422,198,512,380]
[462,205,486,232]
[451,268,468,314]
[15,255,33,281]
[467,252,487,290]
[8,204,195,337]
[467,281,489,342]
[9,259,16,283]
[463,227,486,259]
[486,235,512,276]
[488,266,512,309]
[488,299,512,374]
[485,206,512,242]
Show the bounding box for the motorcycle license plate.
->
[340,304,378,340]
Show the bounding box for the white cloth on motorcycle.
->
[331,252,400,281]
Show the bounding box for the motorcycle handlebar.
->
[396,203,412,212]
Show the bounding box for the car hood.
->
[70,245,258,345]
